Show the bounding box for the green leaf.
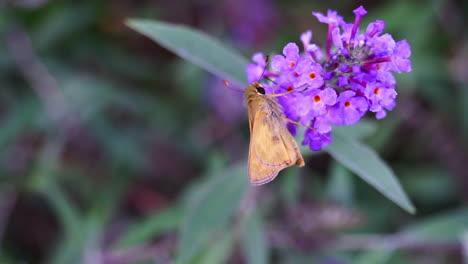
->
[43,183,86,264]
[333,120,377,139]
[354,207,468,264]
[0,99,41,148]
[242,211,269,264]
[326,162,354,206]
[126,19,248,87]
[299,121,376,156]
[177,163,249,264]
[280,167,300,205]
[33,4,97,50]
[127,19,414,214]
[197,231,235,264]
[402,207,468,240]
[116,206,182,248]
[399,166,455,204]
[325,130,415,214]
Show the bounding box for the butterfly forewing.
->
[248,103,304,185]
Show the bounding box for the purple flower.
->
[278,92,301,120]
[300,31,312,50]
[338,76,349,87]
[246,52,267,83]
[312,10,344,25]
[365,82,397,119]
[350,6,367,43]
[365,20,386,38]
[208,80,244,123]
[302,129,332,151]
[301,31,323,61]
[389,40,412,73]
[313,9,345,58]
[331,26,344,49]
[305,88,337,116]
[244,6,412,151]
[333,23,362,50]
[365,33,396,60]
[329,91,368,126]
[293,59,324,88]
[353,6,368,17]
[323,71,334,80]
[287,122,297,136]
[314,116,332,133]
[271,43,301,72]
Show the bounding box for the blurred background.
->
[0,0,467,263]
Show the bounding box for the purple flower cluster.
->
[246,6,412,150]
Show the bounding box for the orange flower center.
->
[294,72,300,77]
[344,101,351,107]
[314,95,321,102]
[290,61,296,67]
[309,72,316,79]
[287,86,293,91]
[374,88,381,95]
[376,63,381,70]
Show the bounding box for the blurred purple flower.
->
[246,52,268,83]
[312,10,344,25]
[223,0,278,47]
[208,0,278,124]
[390,40,413,73]
[301,31,324,61]
[207,79,244,123]
[245,6,412,150]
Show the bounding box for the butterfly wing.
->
[248,107,304,185]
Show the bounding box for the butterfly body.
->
[245,82,305,185]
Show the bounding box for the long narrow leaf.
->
[326,130,415,213]
[126,19,248,87]
[177,163,249,264]
[242,211,269,264]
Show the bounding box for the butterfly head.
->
[245,82,266,97]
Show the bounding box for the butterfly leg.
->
[282,117,314,130]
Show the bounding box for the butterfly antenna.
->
[264,76,278,85]
[267,83,310,98]
[257,56,269,82]
[223,80,244,93]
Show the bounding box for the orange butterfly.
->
[243,81,304,185]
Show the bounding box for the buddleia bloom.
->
[246,6,412,150]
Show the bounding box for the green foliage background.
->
[0,0,467,263]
